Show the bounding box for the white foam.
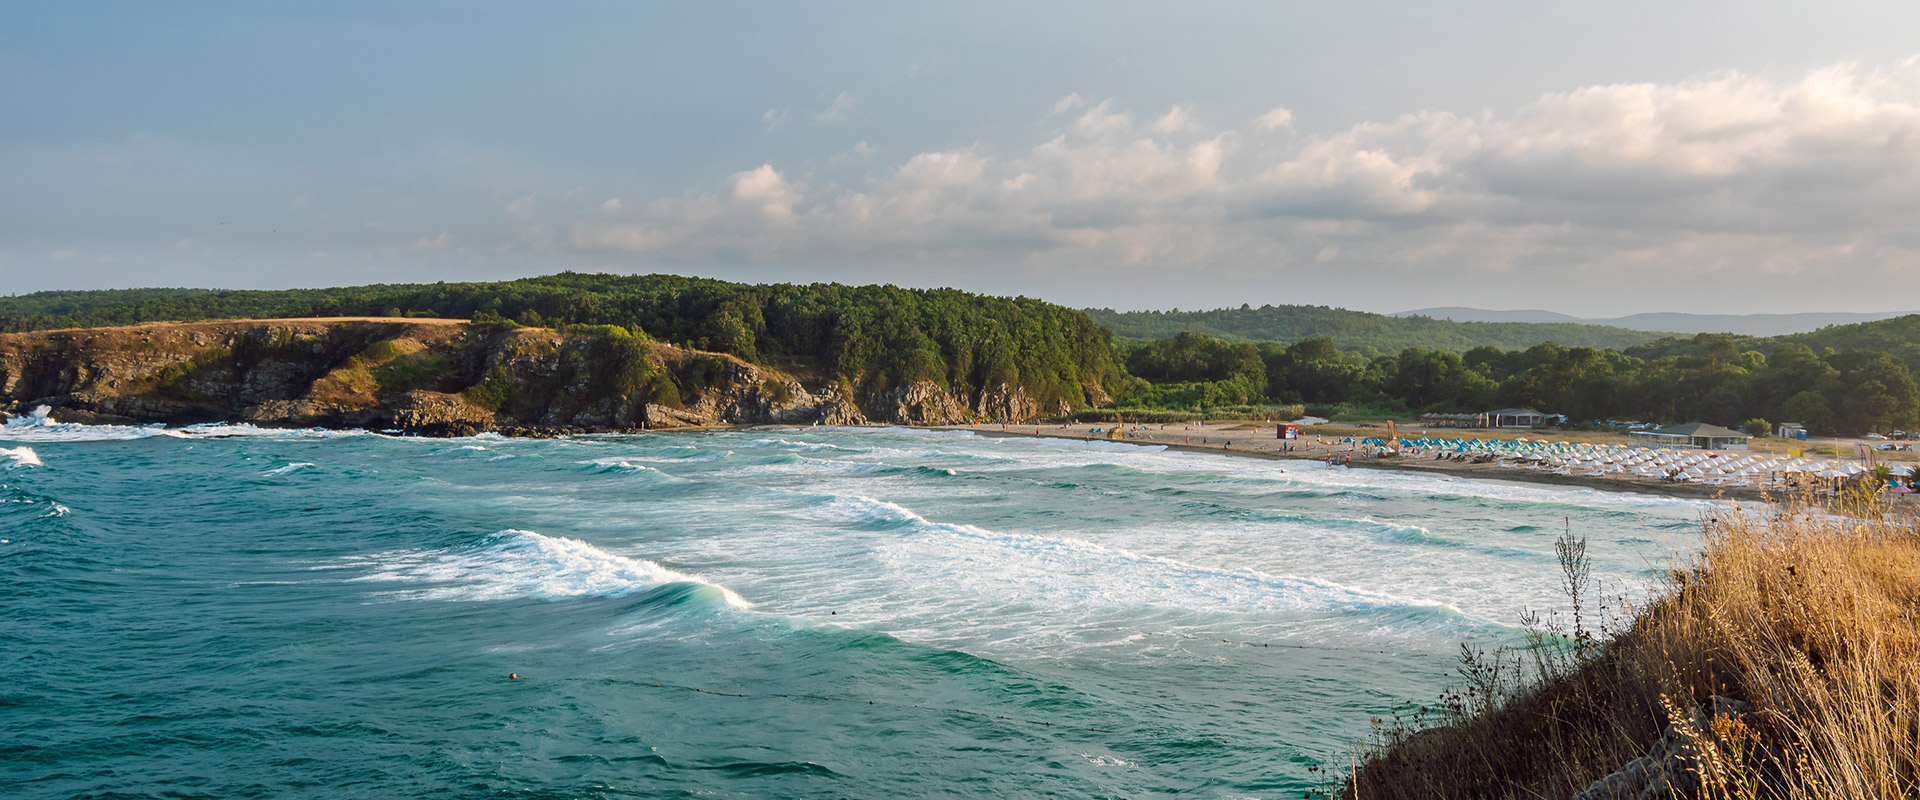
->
[578,458,692,481]
[878,518,1480,623]
[1,406,367,443]
[795,490,1482,625]
[0,446,42,469]
[348,529,751,607]
[261,462,314,477]
[810,493,924,527]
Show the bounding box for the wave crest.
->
[346,529,750,608]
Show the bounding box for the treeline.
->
[1118,331,1920,436]
[0,273,1124,409]
[1084,304,1671,353]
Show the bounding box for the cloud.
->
[1072,99,1132,138]
[505,194,536,221]
[1255,107,1296,131]
[762,108,786,130]
[816,91,856,124]
[562,59,1920,309]
[1153,105,1197,134]
[601,198,623,212]
[828,140,874,165]
[730,164,800,222]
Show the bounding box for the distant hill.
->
[1622,313,1920,372]
[1396,307,1917,337]
[1083,305,1672,353]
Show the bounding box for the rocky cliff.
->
[0,319,1065,434]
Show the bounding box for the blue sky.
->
[6,2,1920,315]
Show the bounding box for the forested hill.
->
[0,273,1124,410]
[1624,314,1920,363]
[1083,305,1672,353]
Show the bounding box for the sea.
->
[0,417,1709,799]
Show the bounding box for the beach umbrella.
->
[1890,465,1915,477]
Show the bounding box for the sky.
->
[5,2,1920,316]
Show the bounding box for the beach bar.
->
[1487,408,1547,428]
[1628,422,1751,450]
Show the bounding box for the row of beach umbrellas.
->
[1359,436,1914,488]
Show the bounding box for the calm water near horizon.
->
[0,422,1709,798]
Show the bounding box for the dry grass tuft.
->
[1342,494,1920,799]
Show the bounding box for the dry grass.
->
[1343,494,1920,799]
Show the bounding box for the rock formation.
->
[0,318,1065,434]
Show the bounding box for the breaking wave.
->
[1,405,367,443]
[1,445,43,470]
[345,529,750,608]
[808,492,1490,626]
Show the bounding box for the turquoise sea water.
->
[0,421,1708,798]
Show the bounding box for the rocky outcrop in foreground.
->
[0,319,1062,435]
[1573,697,1757,800]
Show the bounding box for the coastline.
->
[917,423,1764,503]
[0,409,1767,503]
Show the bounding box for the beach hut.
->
[1776,422,1809,441]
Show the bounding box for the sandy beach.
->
[926,420,1916,503]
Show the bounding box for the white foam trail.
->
[0,446,42,469]
[349,529,751,607]
[1,406,367,443]
[879,521,1480,622]
[810,493,924,527]
[578,458,693,481]
[261,462,314,477]
[800,491,1482,624]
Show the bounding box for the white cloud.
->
[816,91,856,124]
[1072,100,1132,138]
[505,194,536,221]
[1153,105,1198,134]
[763,108,786,130]
[562,59,1920,307]
[1255,107,1296,132]
[601,198,623,212]
[828,140,875,165]
[731,164,800,221]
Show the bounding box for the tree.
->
[1782,391,1833,434]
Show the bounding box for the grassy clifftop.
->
[1344,498,1920,799]
[0,273,1125,413]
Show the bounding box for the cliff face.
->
[0,319,1060,434]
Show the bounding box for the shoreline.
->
[920,423,1765,503]
[0,411,1783,503]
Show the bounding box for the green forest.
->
[1084,305,1673,352]
[0,273,1124,411]
[1119,329,1920,436]
[4,274,1919,436]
